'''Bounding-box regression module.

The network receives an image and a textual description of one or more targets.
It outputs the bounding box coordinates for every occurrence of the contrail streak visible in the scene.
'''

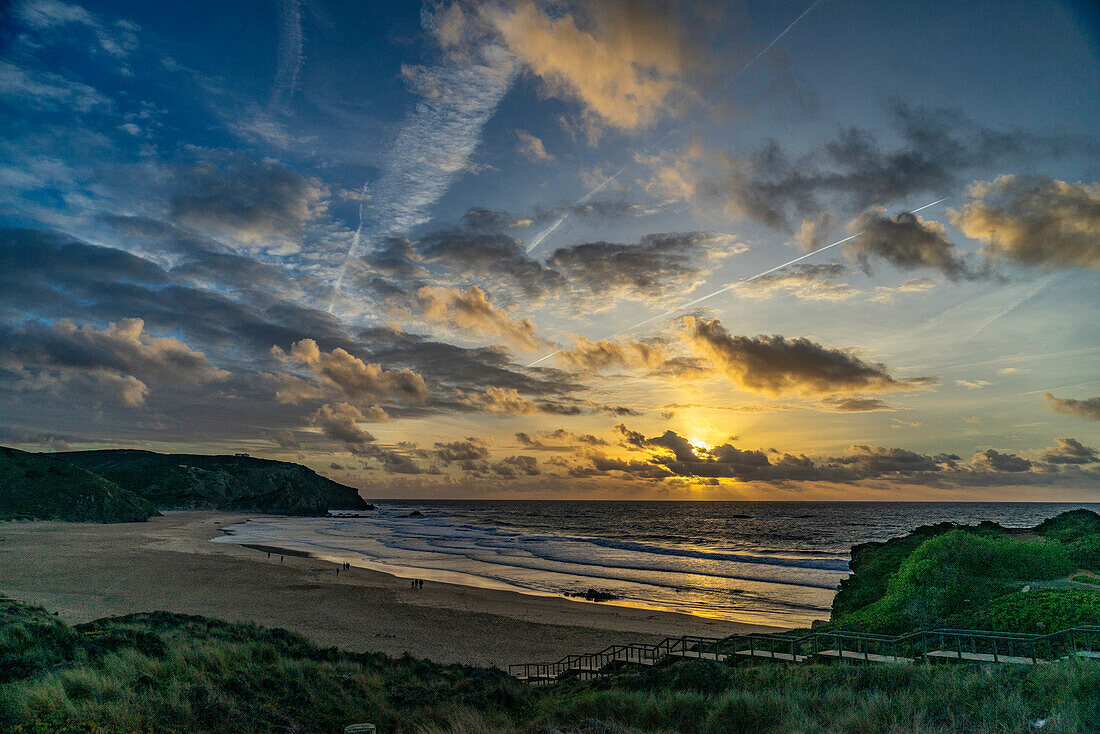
[524,0,828,255]
[271,0,303,110]
[527,197,949,367]
[328,184,370,313]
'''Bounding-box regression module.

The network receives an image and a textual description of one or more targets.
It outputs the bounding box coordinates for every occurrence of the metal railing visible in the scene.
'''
[508,625,1100,683]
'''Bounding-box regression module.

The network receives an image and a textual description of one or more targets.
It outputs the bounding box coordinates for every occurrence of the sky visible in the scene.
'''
[1,0,1099,500]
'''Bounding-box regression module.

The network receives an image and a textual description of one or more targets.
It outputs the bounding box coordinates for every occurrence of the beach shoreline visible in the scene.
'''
[0,512,785,667]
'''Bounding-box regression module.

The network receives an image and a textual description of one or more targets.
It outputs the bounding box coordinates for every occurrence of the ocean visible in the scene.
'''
[212,501,1100,627]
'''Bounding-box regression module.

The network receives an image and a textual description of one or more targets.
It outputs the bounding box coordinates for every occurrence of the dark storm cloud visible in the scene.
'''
[683,316,936,396]
[701,103,1086,230]
[1043,393,1100,421]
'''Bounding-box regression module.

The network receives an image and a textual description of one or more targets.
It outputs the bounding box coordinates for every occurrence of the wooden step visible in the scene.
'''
[927,650,1038,665]
[817,650,913,664]
[734,649,806,662]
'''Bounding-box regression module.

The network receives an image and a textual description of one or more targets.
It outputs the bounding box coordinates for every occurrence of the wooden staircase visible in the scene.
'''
[509,626,1100,683]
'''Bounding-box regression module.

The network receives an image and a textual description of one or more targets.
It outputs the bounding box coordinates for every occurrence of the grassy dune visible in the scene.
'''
[2,596,1098,734]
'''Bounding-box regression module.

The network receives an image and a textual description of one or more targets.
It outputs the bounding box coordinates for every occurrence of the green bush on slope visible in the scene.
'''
[831,511,1100,633]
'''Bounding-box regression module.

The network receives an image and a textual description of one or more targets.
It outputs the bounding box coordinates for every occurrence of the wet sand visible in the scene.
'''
[0,512,784,667]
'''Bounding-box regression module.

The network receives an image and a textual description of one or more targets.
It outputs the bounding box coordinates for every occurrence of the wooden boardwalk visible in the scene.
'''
[509,625,1100,684]
[818,649,914,664]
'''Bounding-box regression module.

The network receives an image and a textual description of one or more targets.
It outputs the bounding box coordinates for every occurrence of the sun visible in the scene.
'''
[689,437,713,453]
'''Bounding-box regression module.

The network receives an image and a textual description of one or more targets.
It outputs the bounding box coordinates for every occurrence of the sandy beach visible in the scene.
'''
[0,512,783,667]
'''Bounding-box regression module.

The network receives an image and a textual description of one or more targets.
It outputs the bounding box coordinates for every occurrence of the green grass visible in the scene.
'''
[831,511,1100,633]
[2,597,1099,734]
[0,598,528,734]
[1073,574,1100,586]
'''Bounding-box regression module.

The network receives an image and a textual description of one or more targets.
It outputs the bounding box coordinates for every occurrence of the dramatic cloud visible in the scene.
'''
[846,207,980,280]
[491,454,540,478]
[970,448,1032,473]
[556,336,668,372]
[515,129,553,161]
[546,232,742,306]
[0,318,227,406]
[950,175,1100,269]
[597,426,954,482]
[310,402,376,453]
[459,386,537,415]
[168,152,329,254]
[267,429,300,449]
[434,437,490,463]
[682,316,935,396]
[371,225,740,311]
[1041,438,1099,465]
[688,104,1082,230]
[275,339,429,403]
[1043,393,1100,421]
[483,0,708,134]
[417,285,541,350]
[574,424,1095,486]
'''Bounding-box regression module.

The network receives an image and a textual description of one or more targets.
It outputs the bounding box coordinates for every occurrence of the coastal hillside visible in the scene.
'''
[50,450,369,516]
[2,596,1097,734]
[0,446,156,523]
[831,509,1100,633]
